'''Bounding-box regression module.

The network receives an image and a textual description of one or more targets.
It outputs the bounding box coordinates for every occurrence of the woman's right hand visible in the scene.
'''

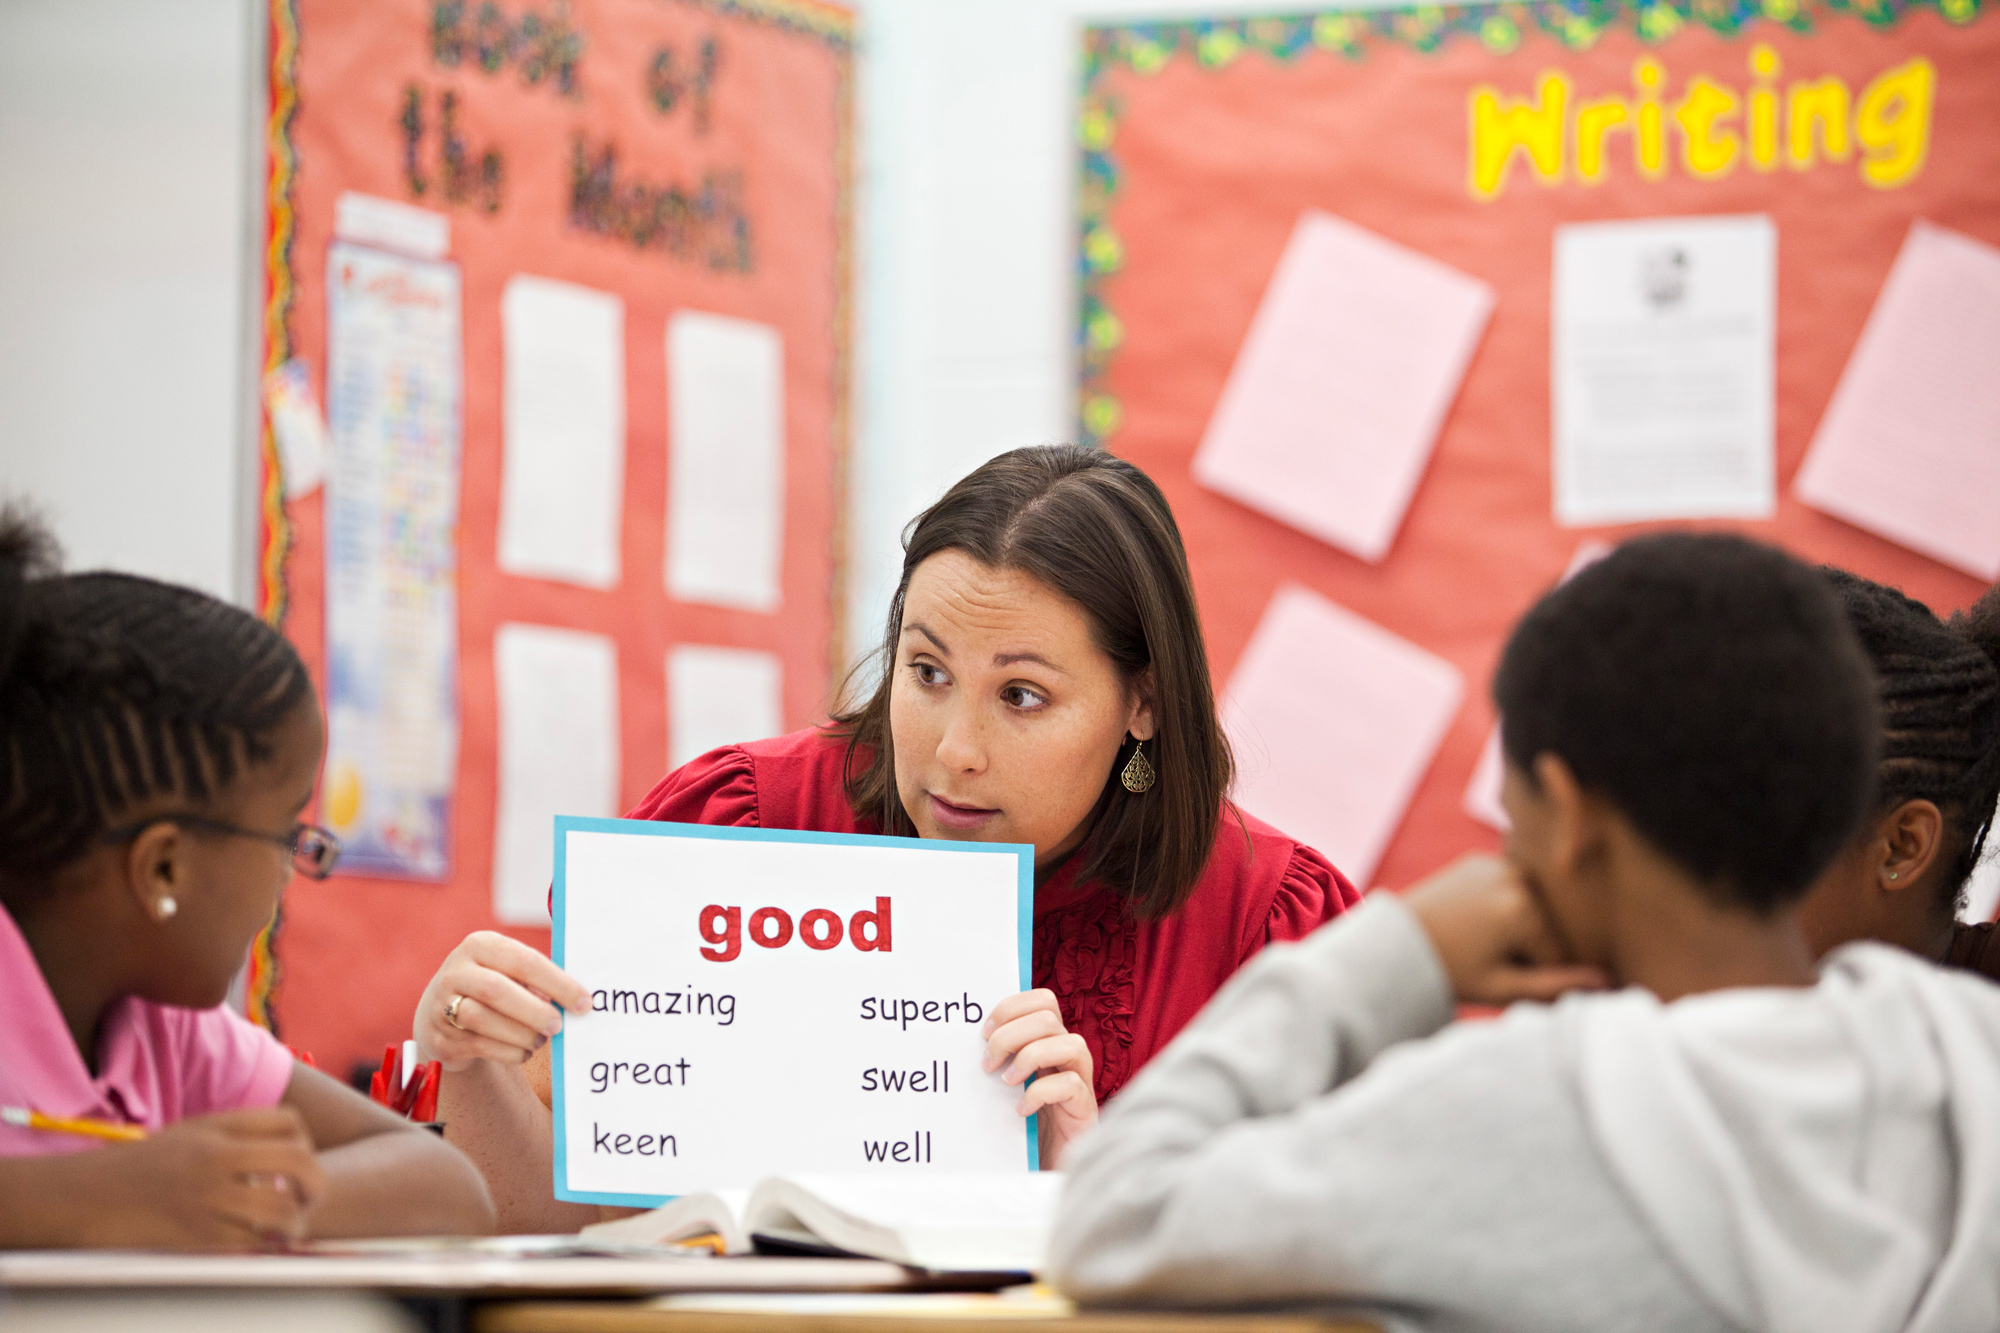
[414,930,592,1070]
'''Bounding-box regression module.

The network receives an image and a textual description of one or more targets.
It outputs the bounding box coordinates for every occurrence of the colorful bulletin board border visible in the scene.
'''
[1076,0,1985,446]
[252,0,856,1053]
[247,0,305,1031]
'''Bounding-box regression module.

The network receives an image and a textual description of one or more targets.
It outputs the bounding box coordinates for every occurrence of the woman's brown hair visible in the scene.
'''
[828,443,1234,920]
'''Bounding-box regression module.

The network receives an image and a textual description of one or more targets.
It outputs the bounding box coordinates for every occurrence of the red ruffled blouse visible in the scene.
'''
[624,728,1360,1103]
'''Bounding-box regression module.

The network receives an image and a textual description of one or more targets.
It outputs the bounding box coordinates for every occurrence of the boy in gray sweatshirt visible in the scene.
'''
[1051,533,2000,1333]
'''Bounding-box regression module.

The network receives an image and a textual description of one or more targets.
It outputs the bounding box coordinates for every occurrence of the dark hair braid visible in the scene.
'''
[1823,569,2000,910]
[0,507,313,910]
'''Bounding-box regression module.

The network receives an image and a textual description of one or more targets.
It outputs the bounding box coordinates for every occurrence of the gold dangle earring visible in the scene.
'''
[1120,738,1156,794]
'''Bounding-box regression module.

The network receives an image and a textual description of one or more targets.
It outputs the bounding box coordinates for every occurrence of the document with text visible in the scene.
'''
[1553,215,1775,526]
[552,819,1035,1205]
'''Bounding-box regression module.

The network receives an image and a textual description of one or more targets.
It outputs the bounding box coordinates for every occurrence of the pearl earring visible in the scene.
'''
[156,896,178,921]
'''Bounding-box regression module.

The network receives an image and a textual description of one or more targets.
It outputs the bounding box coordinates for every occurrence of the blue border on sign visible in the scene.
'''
[551,815,1040,1206]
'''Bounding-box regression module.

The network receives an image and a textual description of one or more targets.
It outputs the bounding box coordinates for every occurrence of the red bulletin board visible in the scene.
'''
[1078,0,1997,894]
[253,0,853,1074]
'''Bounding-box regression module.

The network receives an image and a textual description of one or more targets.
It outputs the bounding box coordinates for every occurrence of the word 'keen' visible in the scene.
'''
[1469,47,1933,198]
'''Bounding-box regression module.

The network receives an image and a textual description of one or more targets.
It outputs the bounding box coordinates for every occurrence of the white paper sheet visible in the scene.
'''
[263,358,328,500]
[499,276,626,589]
[335,191,450,261]
[553,823,1032,1202]
[1191,210,1494,563]
[1553,214,1776,526]
[1794,222,2000,580]
[668,645,784,768]
[667,311,785,610]
[1222,585,1463,885]
[1462,540,1613,831]
[322,244,462,880]
[493,624,621,925]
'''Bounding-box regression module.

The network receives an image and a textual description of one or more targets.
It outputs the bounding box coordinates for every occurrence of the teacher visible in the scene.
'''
[413,444,1359,1227]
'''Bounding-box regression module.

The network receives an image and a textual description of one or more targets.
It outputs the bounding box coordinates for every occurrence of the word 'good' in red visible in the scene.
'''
[699,897,892,962]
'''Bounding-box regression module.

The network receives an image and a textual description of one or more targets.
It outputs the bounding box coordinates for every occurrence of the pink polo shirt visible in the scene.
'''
[0,905,295,1157]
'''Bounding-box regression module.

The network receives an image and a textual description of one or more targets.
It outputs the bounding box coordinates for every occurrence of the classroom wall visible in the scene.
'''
[0,0,258,605]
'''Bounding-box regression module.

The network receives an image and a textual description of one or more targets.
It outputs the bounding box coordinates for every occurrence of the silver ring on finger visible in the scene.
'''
[445,994,468,1030]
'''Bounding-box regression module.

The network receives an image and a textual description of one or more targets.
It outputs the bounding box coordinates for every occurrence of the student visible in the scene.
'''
[0,512,494,1249]
[1800,572,2000,978]
[1051,533,2000,1332]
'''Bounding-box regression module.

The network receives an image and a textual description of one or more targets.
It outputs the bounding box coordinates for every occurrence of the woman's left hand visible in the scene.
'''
[982,989,1097,1169]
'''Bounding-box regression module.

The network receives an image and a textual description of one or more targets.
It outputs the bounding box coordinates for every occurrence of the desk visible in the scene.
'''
[476,1304,1380,1333]
[0,1254,1382,1333]
[0,1252,915,1297]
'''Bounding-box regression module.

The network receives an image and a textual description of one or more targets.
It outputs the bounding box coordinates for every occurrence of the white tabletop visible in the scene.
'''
[0,1250,915,1296]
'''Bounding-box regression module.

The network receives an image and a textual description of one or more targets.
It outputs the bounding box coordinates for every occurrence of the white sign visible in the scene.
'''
[1553,214,1776,526]
[553,819,1035,1206]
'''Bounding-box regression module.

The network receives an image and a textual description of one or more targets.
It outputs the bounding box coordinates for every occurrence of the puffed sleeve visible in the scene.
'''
[1259,842,1362,952]
[624,745,762,826]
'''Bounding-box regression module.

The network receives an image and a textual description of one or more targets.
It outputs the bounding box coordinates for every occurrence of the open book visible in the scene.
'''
[580,1173,1064,1273]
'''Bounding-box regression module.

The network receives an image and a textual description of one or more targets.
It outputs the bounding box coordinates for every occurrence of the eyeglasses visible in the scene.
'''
[101,816,344,880]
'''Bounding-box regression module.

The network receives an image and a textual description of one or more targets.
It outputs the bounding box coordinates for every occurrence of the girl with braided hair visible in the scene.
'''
[0,509,494,1249]
[1800,572,2000,981]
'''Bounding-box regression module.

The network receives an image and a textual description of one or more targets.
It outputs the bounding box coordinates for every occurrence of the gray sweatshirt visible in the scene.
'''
[1050,895,2000,1333]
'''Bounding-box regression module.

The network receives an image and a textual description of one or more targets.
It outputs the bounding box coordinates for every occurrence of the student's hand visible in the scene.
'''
[983,988,1096,1169]
[71,1108,325,1251]
[1405,854,1609,1006]
[415,930,593,1071]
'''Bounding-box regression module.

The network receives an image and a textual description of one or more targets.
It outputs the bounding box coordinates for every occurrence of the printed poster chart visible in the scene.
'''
[321,241,463,880]
[553,819,1035,1205]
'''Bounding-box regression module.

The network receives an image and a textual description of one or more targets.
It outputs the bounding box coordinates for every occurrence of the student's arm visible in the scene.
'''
[1050,857,1605,1306]
[0,1108,323,1250]
[282,1061,495,1238]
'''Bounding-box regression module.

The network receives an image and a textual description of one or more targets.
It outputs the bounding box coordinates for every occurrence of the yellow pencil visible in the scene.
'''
[1,1106,147,1143]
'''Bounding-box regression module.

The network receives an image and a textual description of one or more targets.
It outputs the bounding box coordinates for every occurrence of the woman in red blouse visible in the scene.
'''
[413,444,1358,1229]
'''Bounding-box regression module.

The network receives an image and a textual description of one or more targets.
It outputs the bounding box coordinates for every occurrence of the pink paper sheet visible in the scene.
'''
[1462,541,1612,831]
[1794,221,2000,581]
[1192,210,1495,563]
[1223,585,1463,886]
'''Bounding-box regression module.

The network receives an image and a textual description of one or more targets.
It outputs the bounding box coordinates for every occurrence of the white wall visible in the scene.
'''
[0,0,257,604]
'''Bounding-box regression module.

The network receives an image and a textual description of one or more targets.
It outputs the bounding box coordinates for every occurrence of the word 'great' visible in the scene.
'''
[589,1058,691,1093]
[700,898,892,962]
[1470,47,1933,197]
